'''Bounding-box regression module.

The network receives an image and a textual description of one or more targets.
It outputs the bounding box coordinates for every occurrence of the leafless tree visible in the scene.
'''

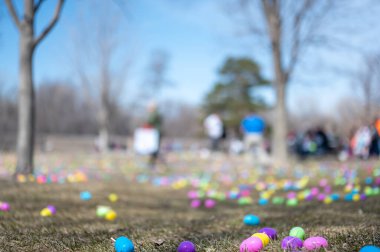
[227,0,336,165]
[71,0,130,152]
[144,50,172,99]
[354,53,380,123]
[4,0,65,174]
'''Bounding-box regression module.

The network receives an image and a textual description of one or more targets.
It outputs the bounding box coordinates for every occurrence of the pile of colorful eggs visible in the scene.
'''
[281,227,328,251]
[240,227,277,251]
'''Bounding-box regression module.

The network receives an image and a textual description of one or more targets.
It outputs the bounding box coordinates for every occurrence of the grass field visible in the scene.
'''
[0,152,379,252]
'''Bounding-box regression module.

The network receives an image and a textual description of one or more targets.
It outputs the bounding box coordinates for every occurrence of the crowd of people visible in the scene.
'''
[134,102,380,168]
[203,112,380,162]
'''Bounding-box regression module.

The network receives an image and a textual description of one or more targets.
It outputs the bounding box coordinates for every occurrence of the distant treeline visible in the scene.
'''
[0,82,201,150]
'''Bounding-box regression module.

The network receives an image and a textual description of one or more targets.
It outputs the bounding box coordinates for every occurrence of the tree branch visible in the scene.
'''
[4,0,21,30]
[34,0,46,13]
[33,0,65,48]
[286,0,315,81]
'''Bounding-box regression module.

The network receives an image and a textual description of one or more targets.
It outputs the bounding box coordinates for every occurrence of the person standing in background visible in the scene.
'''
[241,114,269,164]
[204,113,223,151]
[146,101,163,169]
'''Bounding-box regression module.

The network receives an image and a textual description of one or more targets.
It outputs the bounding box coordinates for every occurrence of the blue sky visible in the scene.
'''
[1,0,379,113]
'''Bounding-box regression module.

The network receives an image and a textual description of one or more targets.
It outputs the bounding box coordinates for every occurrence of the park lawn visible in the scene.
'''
[0,153,379,251]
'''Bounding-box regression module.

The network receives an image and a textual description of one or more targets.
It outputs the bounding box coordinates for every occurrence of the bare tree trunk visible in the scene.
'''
[272,75,288,166]
[16,1,35,175]
[5,0,65,175]
[262,0,288,166]
[98,83,110,152]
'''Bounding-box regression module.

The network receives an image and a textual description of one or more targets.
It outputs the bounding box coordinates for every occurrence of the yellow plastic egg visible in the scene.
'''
[252,233,270,246]
[353,194,360,202]
[324,197,333,204]
[40,208,52,217]
[105,210,117,221]
[108,193,118,203]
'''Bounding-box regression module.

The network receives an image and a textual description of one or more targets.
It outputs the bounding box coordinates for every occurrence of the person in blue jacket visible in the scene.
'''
[241,114,269,163]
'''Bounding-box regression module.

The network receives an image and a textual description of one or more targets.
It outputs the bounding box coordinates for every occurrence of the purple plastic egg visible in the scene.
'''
[177,241,196,252]
[304,237,328,250]
[258,227,277,240]
[281,236,303,250]
[360,194,367,201]
[305,194,314,201]
[47,205,56,214]
[317,194,326,201]
[240,237,263,252]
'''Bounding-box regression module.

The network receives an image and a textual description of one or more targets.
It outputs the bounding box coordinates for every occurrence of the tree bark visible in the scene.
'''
[98,73,110,152]
[262,0,289,166]
[16,0,35,175]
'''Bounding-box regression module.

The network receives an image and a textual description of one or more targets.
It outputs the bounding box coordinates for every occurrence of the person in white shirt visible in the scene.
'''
[204,113,223,151]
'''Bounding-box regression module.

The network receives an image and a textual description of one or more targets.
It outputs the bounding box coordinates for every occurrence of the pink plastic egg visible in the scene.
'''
[240,237,263,252]
[190,199,201,208]
[304,236,328,250]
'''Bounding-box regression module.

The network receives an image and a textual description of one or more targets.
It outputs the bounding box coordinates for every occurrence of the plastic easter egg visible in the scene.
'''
[360,245,380,252]
[80,191,92,201]
[344,193,353,201]
[204,199,216,208]
[240,237,263,252]
[364,187,373,196]
[303,236,328,250]
[108,193,118,202]
[281,236,303,250]
[105,210,117,221]
[286,198,298,206]
[365,177,373,185]
[47,205,56,214]
[252,233,270,246]
[40,208,52,217]
[243,214,260,226]
[238,197,253,205]
[96,205,111,217]
[177,241,196,252]
[331,193,340,201]
[360,194,367,201]
[114,236,134,252]
[187,191,198,199]
[287,191,297,199]
[311,187,319,196]
[258,198,268,206]
[0,202,10,211]
[353,194,360,201]
[190,199,201,208]
[272,197,285,205]
[258,227,277,240]
[289,227,305,240]
[317,193,326,201]
[324,196,333,204]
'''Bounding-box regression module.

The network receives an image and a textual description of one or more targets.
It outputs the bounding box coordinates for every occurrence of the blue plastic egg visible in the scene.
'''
[360,245,380,252]
[243,214,260,226]
[258,198,269,206]
[115,236,134,252]
[365,177,373,185]
[80,191,92,201]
